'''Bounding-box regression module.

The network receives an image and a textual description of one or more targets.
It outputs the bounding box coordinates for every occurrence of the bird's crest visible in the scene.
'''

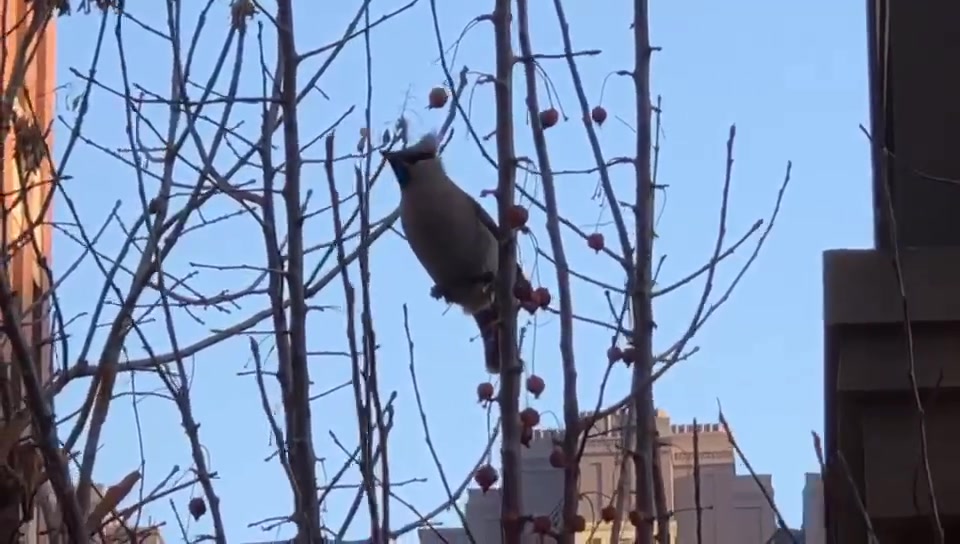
[384,131,441,166]
[395,131,440,160]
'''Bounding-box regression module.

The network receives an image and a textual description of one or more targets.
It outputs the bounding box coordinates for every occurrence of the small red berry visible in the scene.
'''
[428,86,448,109]
[188,497,207,520]
[534,287,551,309]
[621,347,637,366]
[567,514,586,533]
[506,204,529,229]
[591,105,608,126]
[539,108,559,128]
[526,374,545,398]
[520,424,533,447]
[607,346,623,363]
[477,382,495,402]
[533,515,552,534]
[587,232,605,252]
[520,407,541,428]
[601,505,617,523]
[474,464,498,492]
[513,277,532,302]
[549,447,566,468]
[521,299,539,314]
[628,510,645,527]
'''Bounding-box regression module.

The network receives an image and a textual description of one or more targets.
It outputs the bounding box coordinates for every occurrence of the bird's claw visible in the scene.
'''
[430,285,448,300]
[432,272,497,302]
[470,271,496,286]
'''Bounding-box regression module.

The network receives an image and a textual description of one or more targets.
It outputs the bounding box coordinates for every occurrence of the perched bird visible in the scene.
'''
[383,133,527,373]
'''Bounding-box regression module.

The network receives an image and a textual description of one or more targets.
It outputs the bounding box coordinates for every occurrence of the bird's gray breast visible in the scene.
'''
[399,184,498,309]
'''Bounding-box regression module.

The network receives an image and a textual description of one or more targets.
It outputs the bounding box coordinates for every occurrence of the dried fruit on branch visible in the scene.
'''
[506,204,529,229]
[520,424,533,447]
[428,87,448,109]
[474,464,498,492]
[513,276,533,302]
[476,381,496,403]
[587,232,605,252]
[533,287,551,309]
[526,374,545,398]
[539,108,559,128]
[591,105,608,126]
[520,407,541,428]
[189,496,207,520]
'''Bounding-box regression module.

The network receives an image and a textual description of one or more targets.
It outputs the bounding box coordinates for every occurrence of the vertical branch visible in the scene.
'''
[358,5,390,539]
[651,432,669,544]
[610,412,632,540]
[275,0,321,539]
[630,1,658,544]
[693,419,703,544]
[325,135,381,536]
[490,0,523,540]
[514,1,579,542]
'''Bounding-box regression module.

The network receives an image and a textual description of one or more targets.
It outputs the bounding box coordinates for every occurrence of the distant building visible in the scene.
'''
[767,528,804,544]
[418,409,778,544]
[802,472,825,544]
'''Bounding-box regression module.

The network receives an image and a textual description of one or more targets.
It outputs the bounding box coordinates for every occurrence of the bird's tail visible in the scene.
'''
[474,264,530,373]
[473,307,502,374]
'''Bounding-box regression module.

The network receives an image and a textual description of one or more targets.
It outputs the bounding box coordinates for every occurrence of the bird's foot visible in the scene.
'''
[469,271,496,286]
[431,272,495,301]
[430,285,448,300]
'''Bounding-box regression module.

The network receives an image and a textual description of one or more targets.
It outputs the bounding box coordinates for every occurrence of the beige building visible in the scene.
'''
[802,472,825,544]
[419,409,777,544]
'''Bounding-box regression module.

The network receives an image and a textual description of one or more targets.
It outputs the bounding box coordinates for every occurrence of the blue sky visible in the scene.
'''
[50,0,871,541]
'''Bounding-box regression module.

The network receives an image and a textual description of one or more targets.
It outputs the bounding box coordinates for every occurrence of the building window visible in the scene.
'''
[592,462,603,502]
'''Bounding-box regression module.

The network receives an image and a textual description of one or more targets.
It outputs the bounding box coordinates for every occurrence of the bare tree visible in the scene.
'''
[426,0,791,543]
[0,0,793,543]
[2,0,502,542]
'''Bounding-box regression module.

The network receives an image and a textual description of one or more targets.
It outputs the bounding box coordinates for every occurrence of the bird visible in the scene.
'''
[382,132,528,373]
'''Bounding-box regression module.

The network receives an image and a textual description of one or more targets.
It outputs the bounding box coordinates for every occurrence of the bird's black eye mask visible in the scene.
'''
[382,149,436,187]
[384,149,435,164]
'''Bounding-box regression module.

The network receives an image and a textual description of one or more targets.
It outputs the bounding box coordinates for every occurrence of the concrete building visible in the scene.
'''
[822,0,960,542]
[419,409,777,544]
[802,473,825,544]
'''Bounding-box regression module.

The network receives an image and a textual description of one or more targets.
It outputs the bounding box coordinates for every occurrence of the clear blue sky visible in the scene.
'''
[52,0,871,541]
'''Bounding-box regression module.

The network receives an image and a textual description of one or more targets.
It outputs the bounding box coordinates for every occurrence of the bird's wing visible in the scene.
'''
[468,195,502,240]
[467,194,530,287]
